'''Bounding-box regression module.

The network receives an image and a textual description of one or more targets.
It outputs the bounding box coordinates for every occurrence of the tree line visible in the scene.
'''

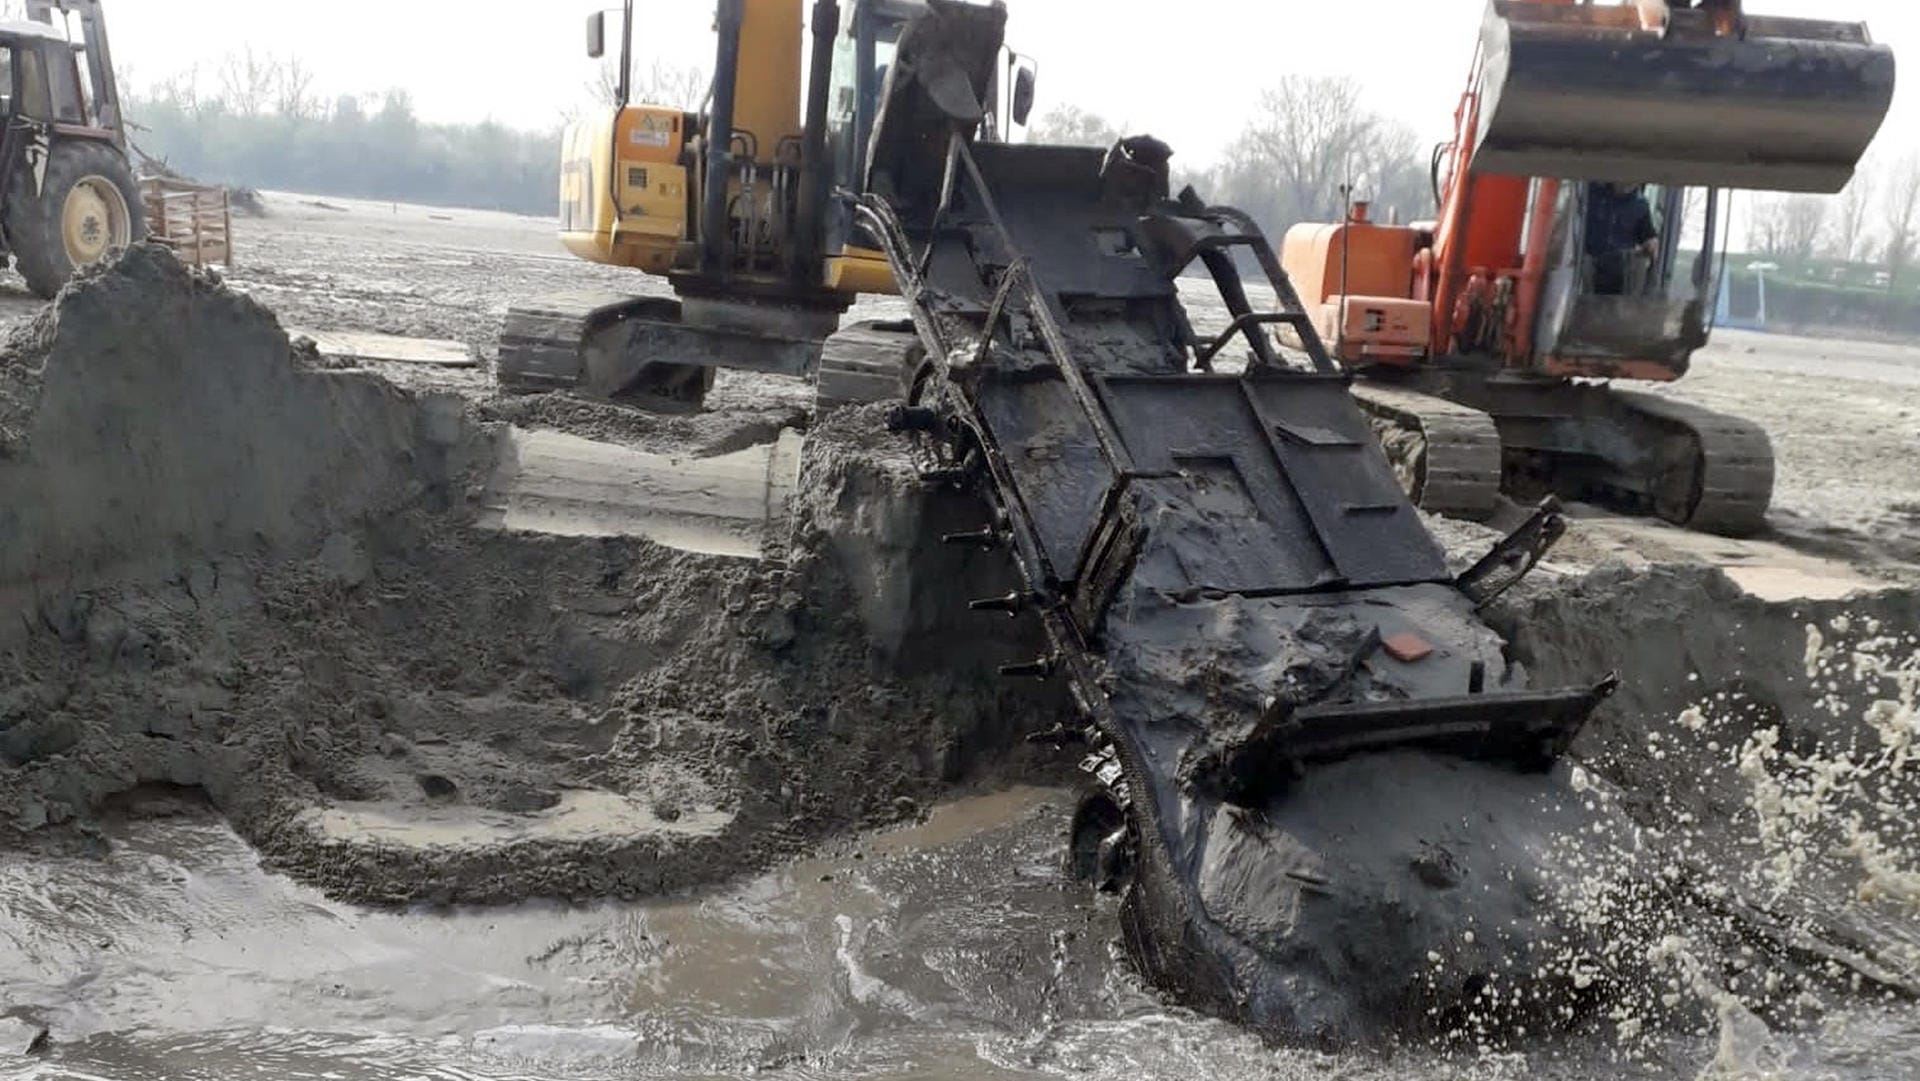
[1029,75,1436,243]
[127,52,563,215]
[1746,155,1920,290]
[118,47,1920,297]
[123,53,722,217]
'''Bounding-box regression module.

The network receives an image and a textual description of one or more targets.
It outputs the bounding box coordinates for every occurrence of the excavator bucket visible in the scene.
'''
[1473,0,1896,193]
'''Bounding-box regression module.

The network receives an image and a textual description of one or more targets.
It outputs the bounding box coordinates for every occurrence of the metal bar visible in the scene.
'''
[700,0,747,277]
[918,131,967,280]
[1209,207,1340,374]
[974,257,1029,368]
[791,0,841,286]
[1195,312,1305,367]
[949,138,1136,475]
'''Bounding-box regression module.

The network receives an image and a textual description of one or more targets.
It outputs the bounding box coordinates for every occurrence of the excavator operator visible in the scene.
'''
[1583,181,1658,296]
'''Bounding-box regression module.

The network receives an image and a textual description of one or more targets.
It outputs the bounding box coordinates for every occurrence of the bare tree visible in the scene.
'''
[152,66,207,117]
[1029,105,1123,148]
[1828,165,1877,261]
[1207,75,1432,234]
[217,48,279,119]
[591,57,710,111]
[274,56,318,121]
[1881,151,1920,288]
[1747,194,1828,261]
[1779,195,1828,261]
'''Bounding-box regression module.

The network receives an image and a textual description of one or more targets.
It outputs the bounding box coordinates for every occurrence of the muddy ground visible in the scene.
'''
[81,193,1920,555]
[0,194,1917,1079]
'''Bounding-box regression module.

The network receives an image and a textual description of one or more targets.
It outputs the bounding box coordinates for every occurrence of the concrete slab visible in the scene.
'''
[1549,516,1895,602]
[298,789,732,851]
[476,427,802,559]
[293,328,476,367]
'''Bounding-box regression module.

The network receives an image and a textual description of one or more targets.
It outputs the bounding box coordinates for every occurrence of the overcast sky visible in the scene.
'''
[98,0,1919,167]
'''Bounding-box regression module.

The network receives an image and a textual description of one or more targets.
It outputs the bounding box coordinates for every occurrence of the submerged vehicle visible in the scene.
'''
[848,3,1616,1036]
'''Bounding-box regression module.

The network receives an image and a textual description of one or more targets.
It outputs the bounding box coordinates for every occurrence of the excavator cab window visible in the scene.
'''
[826,0,910,192]
[1577,182,1713,302]
[823,0,916,255]
[1544,179,1722,366]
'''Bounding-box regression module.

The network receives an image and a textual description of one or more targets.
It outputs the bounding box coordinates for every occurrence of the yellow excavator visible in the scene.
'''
[499,0,1032,408]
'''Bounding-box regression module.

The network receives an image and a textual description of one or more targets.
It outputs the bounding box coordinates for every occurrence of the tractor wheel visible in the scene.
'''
[8,140,145,300]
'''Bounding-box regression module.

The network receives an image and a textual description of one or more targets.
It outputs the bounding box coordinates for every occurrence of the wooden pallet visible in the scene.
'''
[140,177,232,268]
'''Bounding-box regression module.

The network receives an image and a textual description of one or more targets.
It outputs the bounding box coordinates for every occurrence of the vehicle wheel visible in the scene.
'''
[8,140,145,300]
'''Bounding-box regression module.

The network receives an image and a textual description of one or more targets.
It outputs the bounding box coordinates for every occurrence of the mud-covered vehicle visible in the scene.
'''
[0,1,142,299]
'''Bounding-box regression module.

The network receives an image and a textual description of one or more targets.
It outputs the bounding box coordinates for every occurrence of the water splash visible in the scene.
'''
[1427,614,1920,1073]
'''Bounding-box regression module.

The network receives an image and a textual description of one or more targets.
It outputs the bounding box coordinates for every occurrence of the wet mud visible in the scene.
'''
[1,246,1918,1077]
[0,250,1057,907]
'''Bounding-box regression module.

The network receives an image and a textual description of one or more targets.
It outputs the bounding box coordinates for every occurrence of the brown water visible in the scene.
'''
[3,787,1918,1081]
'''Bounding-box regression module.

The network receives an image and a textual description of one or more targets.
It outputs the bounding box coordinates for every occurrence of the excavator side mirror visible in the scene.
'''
[587,11,607,59]
[1011,65,1036,127]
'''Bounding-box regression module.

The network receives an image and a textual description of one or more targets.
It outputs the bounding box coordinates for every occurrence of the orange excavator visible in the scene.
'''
[1281,0,1895,535]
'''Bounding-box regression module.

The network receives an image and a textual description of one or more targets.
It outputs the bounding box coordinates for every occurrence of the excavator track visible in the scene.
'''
[1349,382,1504,521]
[498,291,713,406]
[1611,390,1776,537]
[814,319,921,411]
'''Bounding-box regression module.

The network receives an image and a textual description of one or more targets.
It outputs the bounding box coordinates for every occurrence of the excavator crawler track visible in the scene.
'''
[1612,390,1776,537]
[497,291,637,393]
[498,291,714,407]
[1349,382,1504,521]
[814,319,921,411]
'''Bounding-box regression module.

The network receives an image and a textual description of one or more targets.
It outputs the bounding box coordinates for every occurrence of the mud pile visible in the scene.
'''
[0,248,1053,904]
